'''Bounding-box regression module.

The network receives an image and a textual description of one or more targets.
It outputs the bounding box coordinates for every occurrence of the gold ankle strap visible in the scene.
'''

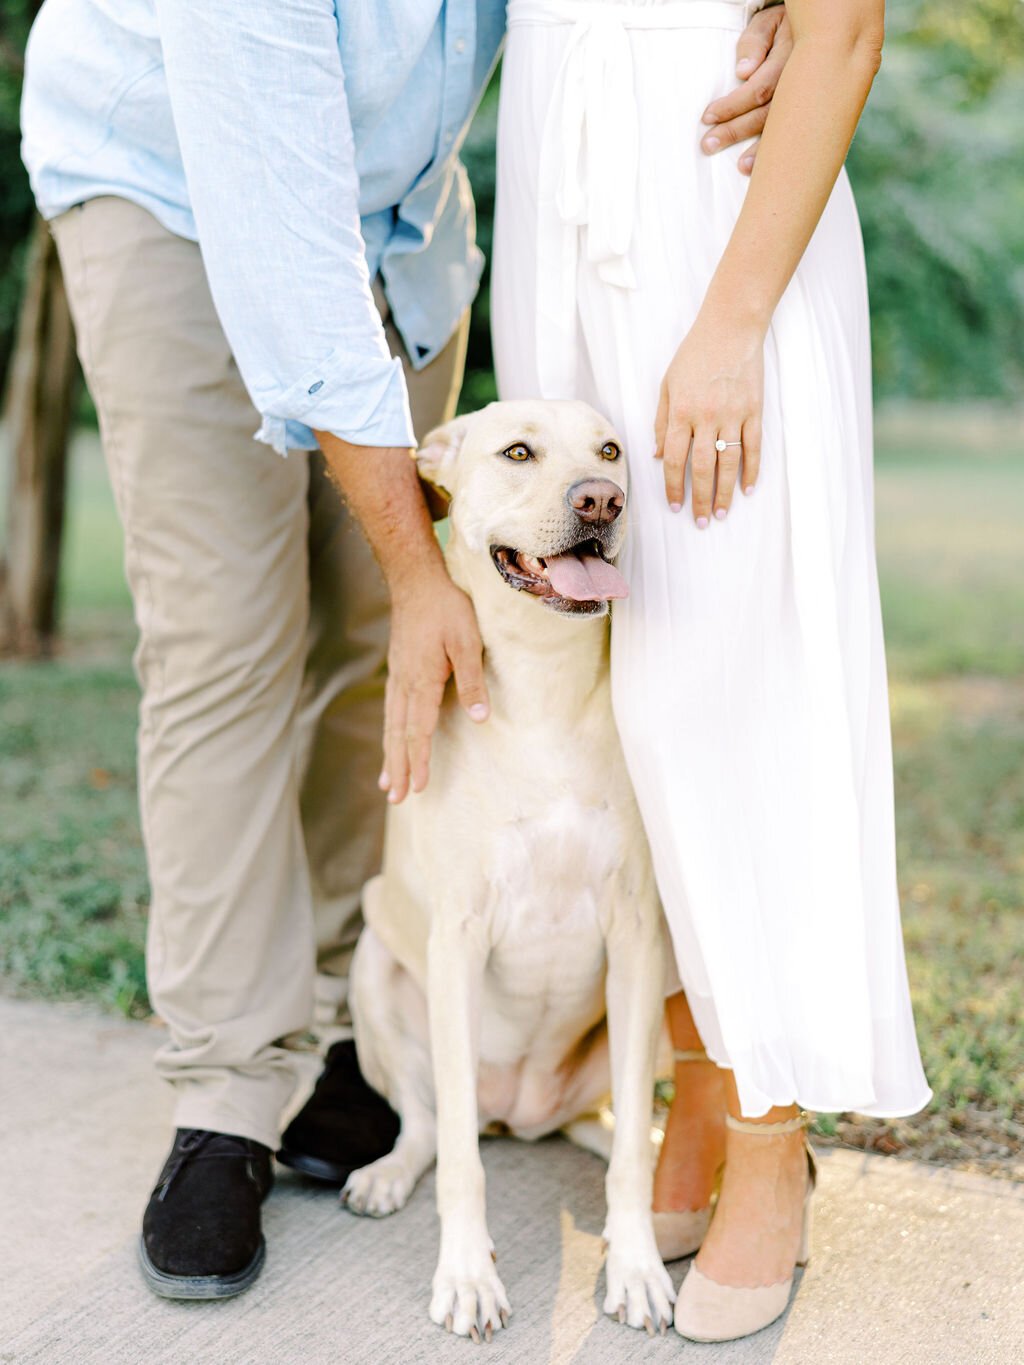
[726,1111,809,1136]
[673,1048,710,1064]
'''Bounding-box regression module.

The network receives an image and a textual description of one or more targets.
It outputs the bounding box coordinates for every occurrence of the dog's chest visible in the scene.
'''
[480,794,634,1023]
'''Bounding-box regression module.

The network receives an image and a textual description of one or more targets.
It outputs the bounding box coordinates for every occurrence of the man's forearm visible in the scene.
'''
[316,429,490,802]
[314,432,447,601]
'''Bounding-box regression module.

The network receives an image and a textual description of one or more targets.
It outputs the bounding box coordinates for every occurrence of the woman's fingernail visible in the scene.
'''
[670,501,682,514]
[701,109,716,125]
[378,772,389,790]
[469,703,488,721]
[737,57,754,76]
[696,515,710,530]
[715,508,728,521]
[703,135,721,153]
[387,790,401,804]
[743,483,755,496]
[740,155,755,173]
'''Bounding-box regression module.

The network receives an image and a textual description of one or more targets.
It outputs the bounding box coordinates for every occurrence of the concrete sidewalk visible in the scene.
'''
[1,996,1021,1365]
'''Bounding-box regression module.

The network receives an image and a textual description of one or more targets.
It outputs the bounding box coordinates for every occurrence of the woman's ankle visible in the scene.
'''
[652,1071,727,1212]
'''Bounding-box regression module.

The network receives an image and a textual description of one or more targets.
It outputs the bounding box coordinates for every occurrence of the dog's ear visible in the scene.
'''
[415,414,472,495]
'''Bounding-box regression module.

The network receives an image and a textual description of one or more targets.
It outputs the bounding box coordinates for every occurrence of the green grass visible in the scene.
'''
[876,444,1024,678]
[1,422,1022,1175]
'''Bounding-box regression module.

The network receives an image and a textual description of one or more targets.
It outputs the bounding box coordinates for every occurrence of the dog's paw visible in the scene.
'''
[341,1156,417,1217]
[429,1254,511,1343]
[603,1236,676,1335]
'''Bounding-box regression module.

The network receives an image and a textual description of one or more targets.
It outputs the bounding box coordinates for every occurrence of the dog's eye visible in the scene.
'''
[502,443,533,462]
[600,442,621,461]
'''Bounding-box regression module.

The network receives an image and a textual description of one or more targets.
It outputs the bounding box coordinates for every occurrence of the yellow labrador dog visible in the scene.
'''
[344,400,673,1341]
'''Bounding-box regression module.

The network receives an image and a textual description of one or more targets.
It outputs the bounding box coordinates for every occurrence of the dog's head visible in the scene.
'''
[417,400,629,619]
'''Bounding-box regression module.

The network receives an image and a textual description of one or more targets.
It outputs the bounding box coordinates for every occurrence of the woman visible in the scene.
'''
[492,0,931,1343]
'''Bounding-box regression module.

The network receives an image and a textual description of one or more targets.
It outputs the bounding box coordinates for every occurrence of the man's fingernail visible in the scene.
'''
[670,502,682,514]
[703,135,721,153]
[715,508,728,521]
[469,703,488,721]
[737,57,754,76]
[696,515,710,530]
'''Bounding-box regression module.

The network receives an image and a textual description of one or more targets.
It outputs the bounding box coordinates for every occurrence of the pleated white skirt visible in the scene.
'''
[492,0,931,1117]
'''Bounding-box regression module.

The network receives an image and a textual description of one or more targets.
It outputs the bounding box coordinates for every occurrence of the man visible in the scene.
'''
[21,0,793,1301]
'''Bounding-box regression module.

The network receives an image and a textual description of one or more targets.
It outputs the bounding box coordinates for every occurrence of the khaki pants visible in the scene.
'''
[53,197,467,1148]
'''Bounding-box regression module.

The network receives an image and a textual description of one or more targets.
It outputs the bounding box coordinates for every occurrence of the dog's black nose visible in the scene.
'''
[566,478,625,526]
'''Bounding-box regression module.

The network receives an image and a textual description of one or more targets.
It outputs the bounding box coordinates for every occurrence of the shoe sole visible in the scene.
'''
[275,1147,352,1186]
[138,1236,266,1300]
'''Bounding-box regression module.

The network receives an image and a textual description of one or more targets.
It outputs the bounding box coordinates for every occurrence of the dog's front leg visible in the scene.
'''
[427,912,510,1342]
[603,905,676,1334]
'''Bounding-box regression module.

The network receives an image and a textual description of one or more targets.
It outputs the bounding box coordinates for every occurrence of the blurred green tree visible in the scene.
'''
[848,0,1024,396]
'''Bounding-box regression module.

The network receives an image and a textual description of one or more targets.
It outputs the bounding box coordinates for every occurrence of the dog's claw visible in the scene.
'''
[644,1315,655,1338]
[485,1322,493,1343]
[445,1314,453,1334]
[617,1305,626,1324]
[470,1325,481,1345]
[491,1249,497,1263]
[660,1317,668,1337]
[600,1237,609,1254]
[499,1308,509,1328]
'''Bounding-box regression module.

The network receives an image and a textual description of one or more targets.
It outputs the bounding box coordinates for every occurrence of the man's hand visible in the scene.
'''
[381,567,488,804]
[314,431,489,803]
[700,4,793,176]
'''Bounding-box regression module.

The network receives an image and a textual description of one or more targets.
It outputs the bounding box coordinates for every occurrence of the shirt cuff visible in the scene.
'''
[252,347,415,456]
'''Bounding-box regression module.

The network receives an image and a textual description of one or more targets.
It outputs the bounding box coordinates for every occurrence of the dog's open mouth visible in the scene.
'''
[490,539,629,614]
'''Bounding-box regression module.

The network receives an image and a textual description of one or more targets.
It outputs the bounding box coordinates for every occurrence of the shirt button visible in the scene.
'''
[454,37,466,53]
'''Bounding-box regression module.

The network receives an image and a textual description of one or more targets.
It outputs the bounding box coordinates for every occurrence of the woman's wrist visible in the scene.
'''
[697,269,776,342]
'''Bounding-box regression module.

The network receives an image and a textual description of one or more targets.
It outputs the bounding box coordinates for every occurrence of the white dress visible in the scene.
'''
[492,0,931,1117]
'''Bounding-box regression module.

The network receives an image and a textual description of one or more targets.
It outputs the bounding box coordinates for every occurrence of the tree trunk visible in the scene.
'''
[0,215,79,657]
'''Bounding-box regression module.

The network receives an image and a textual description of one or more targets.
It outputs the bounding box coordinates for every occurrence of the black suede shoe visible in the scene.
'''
[139,1129,273,1300]
[277,1039,401,1185]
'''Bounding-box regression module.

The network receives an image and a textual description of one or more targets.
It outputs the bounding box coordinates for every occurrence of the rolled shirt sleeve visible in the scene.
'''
[154,0,415,453]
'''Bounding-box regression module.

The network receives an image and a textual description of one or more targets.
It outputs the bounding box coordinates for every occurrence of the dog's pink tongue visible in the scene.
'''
[544,551,629,602]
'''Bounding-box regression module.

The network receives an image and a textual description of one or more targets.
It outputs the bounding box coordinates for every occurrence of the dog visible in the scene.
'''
[344,400,673,1341]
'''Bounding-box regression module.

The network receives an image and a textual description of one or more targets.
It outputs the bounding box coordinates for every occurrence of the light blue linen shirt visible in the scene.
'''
[21,0,506,453]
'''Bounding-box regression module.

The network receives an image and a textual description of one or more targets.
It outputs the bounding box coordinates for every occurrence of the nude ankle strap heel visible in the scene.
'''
[724,1111,809,1137]
[652,1049,719,1263]
[672,1048,711,1064]
[672,1112,817,1342]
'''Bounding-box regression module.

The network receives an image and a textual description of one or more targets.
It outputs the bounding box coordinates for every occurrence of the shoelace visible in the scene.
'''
[155,1130,259,1203]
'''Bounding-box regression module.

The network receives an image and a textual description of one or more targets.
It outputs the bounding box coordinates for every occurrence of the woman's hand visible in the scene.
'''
[654,317,765,525]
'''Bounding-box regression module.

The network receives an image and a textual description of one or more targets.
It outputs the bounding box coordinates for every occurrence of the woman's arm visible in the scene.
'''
[655,0,885,523]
